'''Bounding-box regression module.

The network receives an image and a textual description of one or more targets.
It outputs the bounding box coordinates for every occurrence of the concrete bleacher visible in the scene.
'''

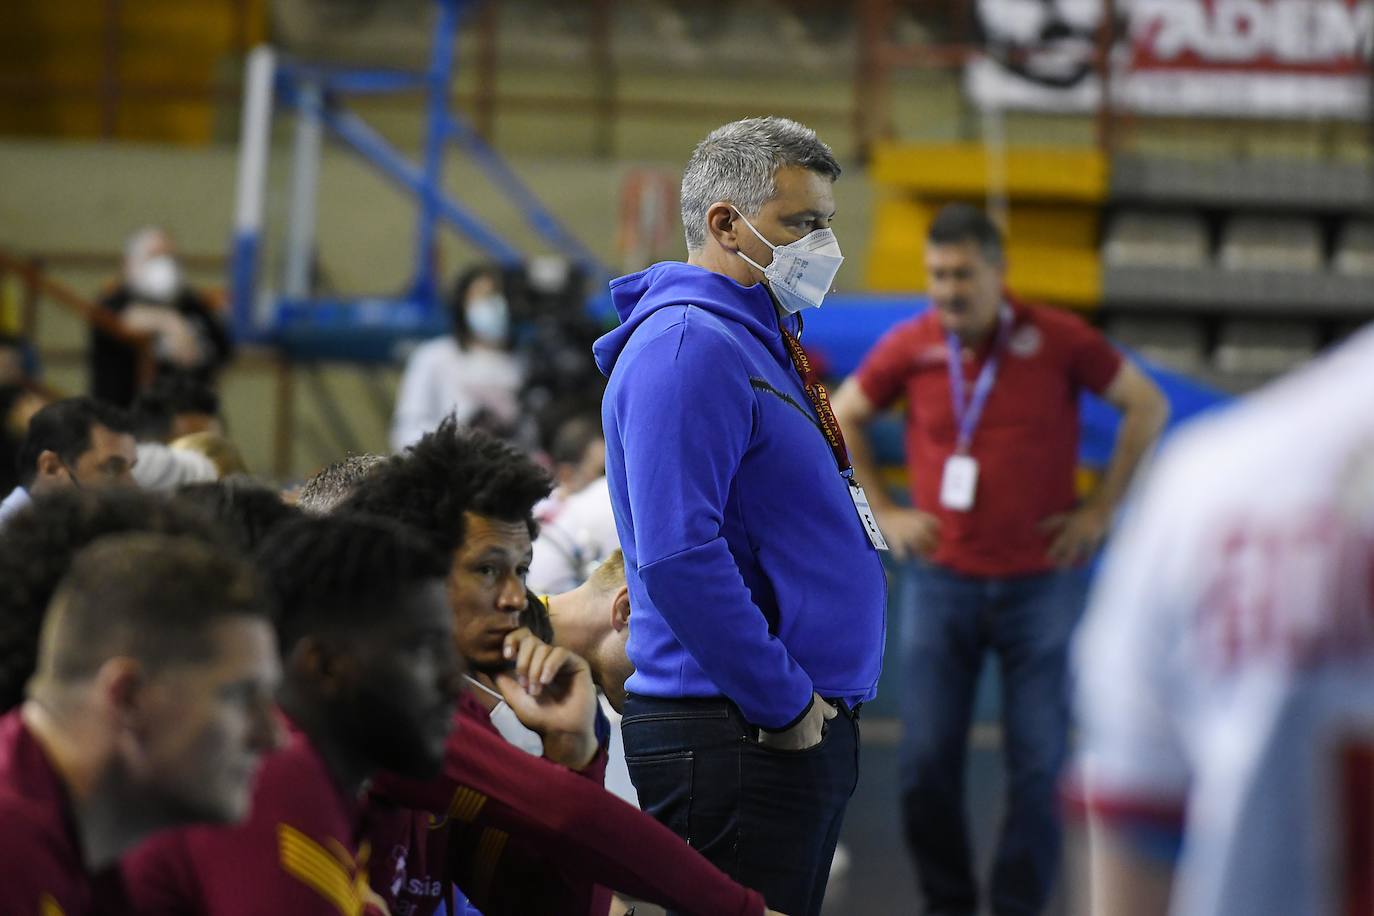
[1335,219,1374,276]
[1219,215,1324,273]
[1213,319,1320,378]
[1104,315,1208,375]
[1103,210,1209,270]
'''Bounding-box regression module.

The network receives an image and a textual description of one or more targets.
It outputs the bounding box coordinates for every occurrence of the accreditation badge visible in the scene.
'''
[848,483,890,551]
[939,454,979,511]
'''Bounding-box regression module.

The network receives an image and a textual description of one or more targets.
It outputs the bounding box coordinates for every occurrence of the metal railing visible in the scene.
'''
[0,248,156,394]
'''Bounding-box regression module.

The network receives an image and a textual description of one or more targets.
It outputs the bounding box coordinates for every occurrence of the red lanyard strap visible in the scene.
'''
[780,328,853,478]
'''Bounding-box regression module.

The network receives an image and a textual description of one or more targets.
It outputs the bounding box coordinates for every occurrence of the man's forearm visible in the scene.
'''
[1091,399,1168,516]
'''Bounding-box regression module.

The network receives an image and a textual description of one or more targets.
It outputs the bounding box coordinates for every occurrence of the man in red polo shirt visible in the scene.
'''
[832,203,1168,916]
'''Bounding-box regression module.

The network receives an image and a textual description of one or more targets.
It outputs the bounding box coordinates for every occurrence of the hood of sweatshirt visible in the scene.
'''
[593,262,792,378]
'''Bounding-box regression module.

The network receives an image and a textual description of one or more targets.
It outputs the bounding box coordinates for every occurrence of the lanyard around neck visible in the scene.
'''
[779,327,854,480]
[946,307,1013,455]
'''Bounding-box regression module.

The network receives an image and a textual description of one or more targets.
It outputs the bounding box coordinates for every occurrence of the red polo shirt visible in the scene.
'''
[855,298,1121,576]
[120,717,385,916]
[0,710,127,915]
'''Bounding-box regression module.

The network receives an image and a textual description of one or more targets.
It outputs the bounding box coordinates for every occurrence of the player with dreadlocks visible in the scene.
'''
[349,419,778,916]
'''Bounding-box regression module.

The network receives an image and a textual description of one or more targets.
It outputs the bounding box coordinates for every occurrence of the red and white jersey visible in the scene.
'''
[1073,326,1374,916]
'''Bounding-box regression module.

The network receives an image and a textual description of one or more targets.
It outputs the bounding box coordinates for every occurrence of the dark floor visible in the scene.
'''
[819,724,1070,916]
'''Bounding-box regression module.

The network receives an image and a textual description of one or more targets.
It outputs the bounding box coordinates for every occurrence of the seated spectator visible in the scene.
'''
[295,454,389,515]
[546,549,633,714]
[121,513,464,915]
[0,333,29,387]
[546,550,640,818]
[171,431,249,478]
[131,374,223,443]
[390,264,524,452]
[0,397,136,528]
[529,414,616,593]
[0,381,48,498]
[0,489,231,713]
[539,413,606,516]
[0,534,280,914]
[175,479,302,553]
[127,376,222,491]
[348,420,598,771]
[92,227,233,408]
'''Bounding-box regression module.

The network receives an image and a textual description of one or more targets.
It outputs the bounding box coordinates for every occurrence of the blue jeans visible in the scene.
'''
[621,695,860,916]
[898,561,1087,916]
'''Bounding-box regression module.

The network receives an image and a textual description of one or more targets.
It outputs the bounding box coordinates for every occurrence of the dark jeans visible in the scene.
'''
[621,694,861,916]
[898,561,1087,916]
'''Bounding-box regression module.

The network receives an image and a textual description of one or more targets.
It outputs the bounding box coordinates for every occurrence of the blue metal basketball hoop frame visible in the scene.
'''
[229,0,609,362]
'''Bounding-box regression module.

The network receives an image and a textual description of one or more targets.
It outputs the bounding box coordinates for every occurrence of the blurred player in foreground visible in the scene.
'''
[1070,325,1374,915]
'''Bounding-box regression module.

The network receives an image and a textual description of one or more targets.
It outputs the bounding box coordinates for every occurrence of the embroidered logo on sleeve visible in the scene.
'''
[277,824,379,916]
[428,784,488,830]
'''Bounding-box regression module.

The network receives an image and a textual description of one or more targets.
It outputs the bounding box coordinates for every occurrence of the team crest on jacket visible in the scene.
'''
[1009,324,1041,358]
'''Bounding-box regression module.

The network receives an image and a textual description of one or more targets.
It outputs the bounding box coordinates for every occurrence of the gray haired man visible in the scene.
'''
[593,117,889,915]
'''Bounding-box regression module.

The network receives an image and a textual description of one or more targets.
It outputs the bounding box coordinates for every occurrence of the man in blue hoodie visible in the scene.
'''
[594,116,889,916]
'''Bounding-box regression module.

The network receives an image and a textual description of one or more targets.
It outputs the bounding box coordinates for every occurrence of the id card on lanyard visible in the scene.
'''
[940,308,1012,512]
[780,326,889,551]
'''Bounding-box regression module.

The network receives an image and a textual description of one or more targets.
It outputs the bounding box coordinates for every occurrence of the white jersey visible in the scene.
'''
[1074,326,1374,916]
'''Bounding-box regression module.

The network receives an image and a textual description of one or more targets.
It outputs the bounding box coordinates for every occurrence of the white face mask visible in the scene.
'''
[466,294,510,345]
[130,254,181,303]
[489,701,545,756]
[732,209,844,314]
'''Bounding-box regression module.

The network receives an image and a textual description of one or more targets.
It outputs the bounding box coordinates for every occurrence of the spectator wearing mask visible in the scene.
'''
[92,227,233,408]
[0,397,137,528]
[390,264,524,452]
[0,534,281,915]
[121,514,465,915]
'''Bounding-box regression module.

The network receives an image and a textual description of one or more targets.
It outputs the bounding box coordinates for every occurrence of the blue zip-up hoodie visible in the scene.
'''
[594,262,887,729]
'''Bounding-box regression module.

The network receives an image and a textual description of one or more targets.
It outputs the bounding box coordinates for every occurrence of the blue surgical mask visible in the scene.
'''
[466,294,510,345]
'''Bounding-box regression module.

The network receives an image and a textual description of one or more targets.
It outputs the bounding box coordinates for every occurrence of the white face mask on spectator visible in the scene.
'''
[466,294,510,345]
[130,254,182,304]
